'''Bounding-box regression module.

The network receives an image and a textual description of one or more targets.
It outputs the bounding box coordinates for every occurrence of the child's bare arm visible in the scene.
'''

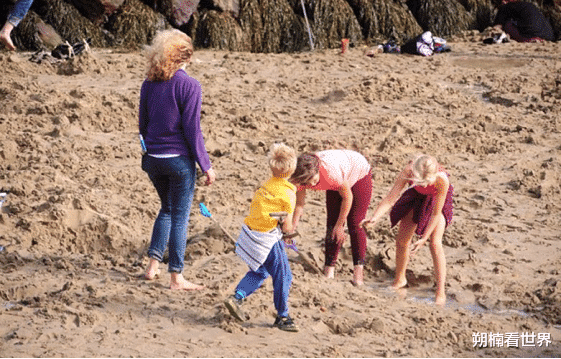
[333,181,353,243]
[292,189,306,230]
[362,165,410,227]
[282,212,295,234]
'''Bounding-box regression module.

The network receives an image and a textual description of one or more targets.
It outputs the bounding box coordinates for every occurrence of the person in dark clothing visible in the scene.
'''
[494,0,554,42]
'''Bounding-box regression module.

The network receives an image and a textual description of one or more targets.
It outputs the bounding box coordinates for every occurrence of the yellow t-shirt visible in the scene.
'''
[244,176,296,232]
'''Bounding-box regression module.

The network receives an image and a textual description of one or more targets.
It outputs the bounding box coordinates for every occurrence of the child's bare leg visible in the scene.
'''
[393,210,416,290]
[324,265,335,279]
[0,23,16,51]
[144,258,161,280]
[352,264,364,286]
[170,272,204,291]
[429,214,447,306]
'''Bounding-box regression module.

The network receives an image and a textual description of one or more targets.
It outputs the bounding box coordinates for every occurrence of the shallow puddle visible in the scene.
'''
[451,57,529,69]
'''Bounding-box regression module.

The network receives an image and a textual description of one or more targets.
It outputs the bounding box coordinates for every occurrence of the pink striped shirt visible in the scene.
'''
[301,150,371,191]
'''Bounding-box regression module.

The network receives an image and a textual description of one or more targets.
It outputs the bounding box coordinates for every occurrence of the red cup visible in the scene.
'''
[341,38,350,54]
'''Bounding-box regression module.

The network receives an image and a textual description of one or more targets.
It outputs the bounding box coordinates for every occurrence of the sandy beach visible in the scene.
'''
[0,34,560,357]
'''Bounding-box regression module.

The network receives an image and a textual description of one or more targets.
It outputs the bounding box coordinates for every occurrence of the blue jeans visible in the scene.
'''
[235,241,293,317]
[7,0,34,27]
[141,155,196,273]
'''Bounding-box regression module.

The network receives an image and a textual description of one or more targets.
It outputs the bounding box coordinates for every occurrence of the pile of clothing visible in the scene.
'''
[367,32,451,58]
[29,38,91,64]
[401,31,451,56]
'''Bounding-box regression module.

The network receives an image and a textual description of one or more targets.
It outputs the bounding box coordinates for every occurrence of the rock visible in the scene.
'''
[211,0,239,17]
[155,0,200,27]
[71,0,126,24]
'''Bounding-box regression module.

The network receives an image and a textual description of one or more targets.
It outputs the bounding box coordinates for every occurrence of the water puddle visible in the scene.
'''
[368,282,530,318]
[436,81,516,106]
[409,295,530,318]
[450,57,529,70]
[2,302,17,310]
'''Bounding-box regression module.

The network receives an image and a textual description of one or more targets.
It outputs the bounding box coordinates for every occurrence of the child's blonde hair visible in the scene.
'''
[410,154,438,187]
[268,143,297,178]
[145,29,193,82]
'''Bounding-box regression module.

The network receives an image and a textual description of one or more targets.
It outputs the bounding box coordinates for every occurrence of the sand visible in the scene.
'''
[0,34,561,357]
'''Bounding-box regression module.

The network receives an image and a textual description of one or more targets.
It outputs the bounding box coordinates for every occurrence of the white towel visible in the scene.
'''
[235,224,282,272]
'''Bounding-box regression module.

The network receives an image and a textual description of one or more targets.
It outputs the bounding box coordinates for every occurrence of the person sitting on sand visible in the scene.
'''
[224,143,299,332]
[0,0,34,51]
[290,149,372,286]
[361,154,453,306]
[139,29,216,290]
[493,0,554,43]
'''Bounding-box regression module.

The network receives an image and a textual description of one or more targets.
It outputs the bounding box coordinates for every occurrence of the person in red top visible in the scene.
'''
[361,154,453,306]
[290,149,372,285]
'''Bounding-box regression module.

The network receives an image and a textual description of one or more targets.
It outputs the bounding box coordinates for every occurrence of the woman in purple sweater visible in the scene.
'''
[139,29,216,290]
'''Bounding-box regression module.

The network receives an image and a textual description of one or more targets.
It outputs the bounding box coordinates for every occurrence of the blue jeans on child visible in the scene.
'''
[235,241,293,317]
[7,0,34,27]
[141,155,196,273]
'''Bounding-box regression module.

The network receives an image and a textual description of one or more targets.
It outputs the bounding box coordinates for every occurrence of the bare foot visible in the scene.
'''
[0,32,15,51]
[391,278,407,290]
[143,258,160,280]
[324,266,335,279]
[141,268,160,280]
[170,280,205,291]
[435,293,446,306]
[170,272,204,290]
[352,265,364,286]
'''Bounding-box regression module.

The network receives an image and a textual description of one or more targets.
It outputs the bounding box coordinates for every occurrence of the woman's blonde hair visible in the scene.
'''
[145,29,194,82]
[410,154,438,187]
[268,143,297,178]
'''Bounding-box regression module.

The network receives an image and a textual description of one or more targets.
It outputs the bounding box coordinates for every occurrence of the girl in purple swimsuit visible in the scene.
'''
[362,154,453,305]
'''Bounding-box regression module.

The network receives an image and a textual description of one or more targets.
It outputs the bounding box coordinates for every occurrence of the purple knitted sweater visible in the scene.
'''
[139,69,211,172]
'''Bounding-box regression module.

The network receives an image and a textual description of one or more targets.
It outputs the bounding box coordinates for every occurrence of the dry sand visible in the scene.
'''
[0,33,561,357]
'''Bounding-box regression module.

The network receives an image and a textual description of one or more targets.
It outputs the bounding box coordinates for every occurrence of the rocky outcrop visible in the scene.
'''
[0,0,558,52]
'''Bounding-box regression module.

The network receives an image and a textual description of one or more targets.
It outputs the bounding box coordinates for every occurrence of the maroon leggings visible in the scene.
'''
[325,172,372,266]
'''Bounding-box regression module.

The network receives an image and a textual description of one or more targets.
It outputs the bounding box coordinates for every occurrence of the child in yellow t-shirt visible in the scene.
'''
[224,143,299,332]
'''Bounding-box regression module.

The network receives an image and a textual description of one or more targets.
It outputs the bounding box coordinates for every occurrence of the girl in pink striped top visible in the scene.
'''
[290,149,372,285]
